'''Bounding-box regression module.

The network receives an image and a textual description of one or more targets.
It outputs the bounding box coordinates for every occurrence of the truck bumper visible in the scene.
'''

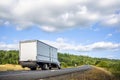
[19,61,37,68]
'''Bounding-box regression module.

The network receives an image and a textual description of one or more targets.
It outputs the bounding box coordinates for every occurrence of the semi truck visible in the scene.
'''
[19,40,61,70]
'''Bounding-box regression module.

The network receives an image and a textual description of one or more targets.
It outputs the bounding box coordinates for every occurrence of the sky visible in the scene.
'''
[0,0,120,59]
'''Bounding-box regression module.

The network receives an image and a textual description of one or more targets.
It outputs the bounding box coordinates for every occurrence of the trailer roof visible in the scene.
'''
[20,40,57,49]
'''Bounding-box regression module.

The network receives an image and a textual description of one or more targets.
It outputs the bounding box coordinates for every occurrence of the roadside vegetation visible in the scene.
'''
[44,67,116,80]
[0,64,29,71]
[0,50,120,79]
[58,53,120,79]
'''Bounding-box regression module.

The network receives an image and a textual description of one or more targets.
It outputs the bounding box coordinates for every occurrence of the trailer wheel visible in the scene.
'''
[42,64,49,70]
[30,67,36,70]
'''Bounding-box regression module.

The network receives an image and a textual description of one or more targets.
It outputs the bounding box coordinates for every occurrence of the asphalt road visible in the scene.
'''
[0,65,92,80]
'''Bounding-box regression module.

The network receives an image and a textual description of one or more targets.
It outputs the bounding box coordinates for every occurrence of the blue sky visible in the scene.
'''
[0,0,120,59]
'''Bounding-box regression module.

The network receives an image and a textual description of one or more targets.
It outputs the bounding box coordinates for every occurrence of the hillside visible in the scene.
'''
[58,52,120,79]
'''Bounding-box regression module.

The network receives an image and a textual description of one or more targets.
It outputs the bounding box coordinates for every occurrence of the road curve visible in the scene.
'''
[0,65,92,80]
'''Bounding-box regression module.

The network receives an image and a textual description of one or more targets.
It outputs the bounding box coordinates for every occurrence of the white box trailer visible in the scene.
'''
[19,40,60,70]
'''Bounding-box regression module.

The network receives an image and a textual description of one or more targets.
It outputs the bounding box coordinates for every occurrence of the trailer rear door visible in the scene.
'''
[20,41,37,61]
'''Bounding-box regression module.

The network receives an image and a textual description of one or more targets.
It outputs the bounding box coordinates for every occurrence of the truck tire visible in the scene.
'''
[49,67,52,70]
[42,64,49,70]
[58,67,61,69]
[58,65,61,69]
[49,64,52,70]
[30,67,36,70]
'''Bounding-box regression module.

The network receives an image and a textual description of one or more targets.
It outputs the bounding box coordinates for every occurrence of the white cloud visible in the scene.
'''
[0,38,120,53]
[105,33,113,39]
[42,38,120,52]
[102,14,120,26]
[0,0,120,32]
[0,42,18,50]
[106,17,118,25]
[40,25,57,32]
[108,33,112,37]
[87,42,120,51]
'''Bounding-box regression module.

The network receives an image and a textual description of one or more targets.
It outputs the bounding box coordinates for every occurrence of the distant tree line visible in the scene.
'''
[0,50,19,64]
[58,52,120,67]
[58,52,120,78]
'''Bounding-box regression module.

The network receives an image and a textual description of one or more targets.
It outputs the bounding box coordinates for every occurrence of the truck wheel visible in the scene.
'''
[42,64,48,70]
[58,67,61,69]
[30,67,36,70]
[49,66,52,70]
[49,64,52,70]
[58,65,61,69]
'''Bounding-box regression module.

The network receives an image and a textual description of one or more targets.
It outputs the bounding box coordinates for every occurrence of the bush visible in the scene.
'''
[61,62,68,68]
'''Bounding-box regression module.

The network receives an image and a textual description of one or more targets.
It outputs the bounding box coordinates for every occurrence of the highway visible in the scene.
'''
[0,65,92,80]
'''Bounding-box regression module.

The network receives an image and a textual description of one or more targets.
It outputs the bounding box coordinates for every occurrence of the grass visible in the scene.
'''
[0,64,29,71]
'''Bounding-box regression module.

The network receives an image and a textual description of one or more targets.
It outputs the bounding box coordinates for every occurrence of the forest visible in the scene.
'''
[0,50,120,78]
